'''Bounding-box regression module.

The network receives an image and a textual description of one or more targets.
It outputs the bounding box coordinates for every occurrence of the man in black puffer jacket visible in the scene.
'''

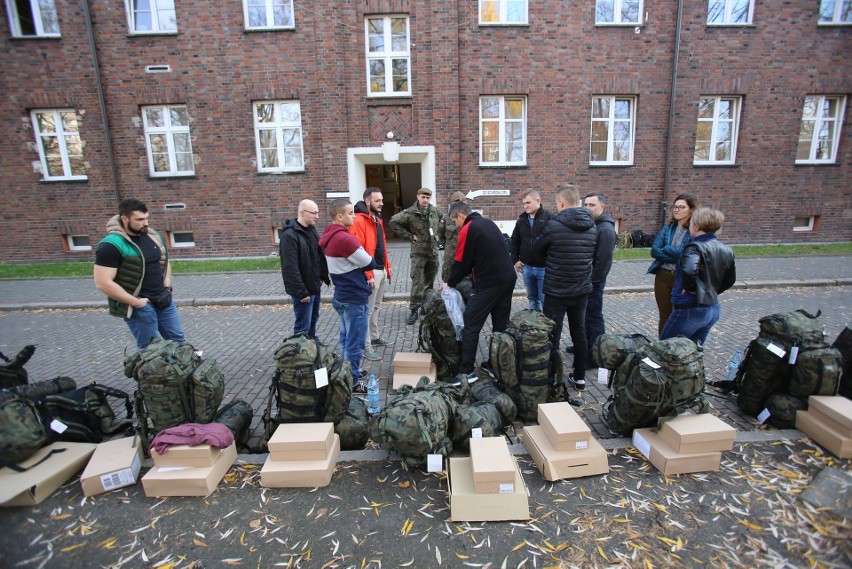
[533,185,597,391]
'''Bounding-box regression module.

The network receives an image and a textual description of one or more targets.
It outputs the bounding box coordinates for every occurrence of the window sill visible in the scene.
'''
[706,23,756,28]
[692,162,740,168]
[244,27,295,33]
[478,164,528,169]
[38,177,89,184]
[146,174,197,180]
[256,170,306,176]
[366,95,413,103]
[478,22,530,27]
[127,31,179,38]
[588,163,634,168]
[794,161,840,167]
[594,23,643,28]
[817,22,852,27]
[9,35,62,41]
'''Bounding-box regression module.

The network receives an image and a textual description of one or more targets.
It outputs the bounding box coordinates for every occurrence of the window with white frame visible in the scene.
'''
[365,15,411,97]
[126,0,177,34]
[480,96,527,166]
[244,0,294,30]
[819,0,852,24]
[796,95,846,164]
[31,110,87,180]
[66,234,92,251]
[596,0,642,25]
[170,231,195,248]
[694,96,741,164]
[253,101,304,172]
[590,96,635,165]
[707,0,754,25]
[6,0,60,37]
[142,105,194,176]
[479,0,528,24]
[793,216,816,232]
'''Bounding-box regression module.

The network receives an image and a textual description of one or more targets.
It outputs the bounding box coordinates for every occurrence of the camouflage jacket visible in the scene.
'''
[389,202,445,257]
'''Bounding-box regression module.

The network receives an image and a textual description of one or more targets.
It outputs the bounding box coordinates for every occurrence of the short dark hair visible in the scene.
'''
[363,186,382,201]
[556,185,580,207]
[329,198,351,220]
[584,192,606,204]
[119,198,147,217]
[448,200,471,219]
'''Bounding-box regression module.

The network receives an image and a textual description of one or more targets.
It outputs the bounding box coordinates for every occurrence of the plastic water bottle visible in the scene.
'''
[366,374,381,415]
[726,349,743,381]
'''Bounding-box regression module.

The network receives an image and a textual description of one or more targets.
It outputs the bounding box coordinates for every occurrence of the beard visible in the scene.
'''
[126,223,148,236]
[369,203,382,216]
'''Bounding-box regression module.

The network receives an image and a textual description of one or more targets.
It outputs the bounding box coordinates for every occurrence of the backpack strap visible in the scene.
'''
[87,383,134,420]
[0,447,67,473]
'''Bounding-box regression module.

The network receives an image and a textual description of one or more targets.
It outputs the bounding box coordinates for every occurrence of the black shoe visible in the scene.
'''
[371,338,392,346]
[566,373,586,391]
[407,310,419,325]
[568,397,582,407]
[479,361,495,379]
[353,381,368,394]
[565,345,575,354]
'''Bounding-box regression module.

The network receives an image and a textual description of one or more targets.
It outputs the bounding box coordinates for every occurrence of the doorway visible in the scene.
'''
[365,163,422,224]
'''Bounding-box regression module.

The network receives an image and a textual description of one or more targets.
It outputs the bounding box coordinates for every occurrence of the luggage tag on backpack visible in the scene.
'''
[641,358,661,370]
[756,408,771,424]
[314,367,329,388]
[597,369,608,384]
[766,342,786,358]
[427,454,443,473]
[788,346,799,365]
[471,428,483,439]
[50,419,68,434]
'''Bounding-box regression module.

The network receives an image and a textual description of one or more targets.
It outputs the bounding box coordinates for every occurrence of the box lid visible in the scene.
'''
[1,442,96,506]
[660,414,736,444]
[808,396,852,430]
[633,428,721,476]
[81,437,142,479]
[449,457,530,522]
[469,437,514,482]
[392,352,432,372]
[268,422,334,452]
[538,402,591,442]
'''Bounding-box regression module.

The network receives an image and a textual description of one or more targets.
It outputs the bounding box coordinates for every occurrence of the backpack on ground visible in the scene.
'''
[263,333,352,442]
[831,326,852,399]
[418,289,462,380]
[604,337,707,435]
[0,345,36,389]
[213,399,254,448]
[616,231,633,249]
[593,333,652,372]
[451,401,503,451]
[469,378,517,425]
[763,393,807,429]
[0,390,49,466]
[335,397,369,451]
[124,339,225,445]
[38,383,133,443]
[371,379,463,466]
[488,310,560,422]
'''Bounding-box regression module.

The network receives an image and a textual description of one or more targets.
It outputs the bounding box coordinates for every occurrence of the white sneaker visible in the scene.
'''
[567,373,586,391]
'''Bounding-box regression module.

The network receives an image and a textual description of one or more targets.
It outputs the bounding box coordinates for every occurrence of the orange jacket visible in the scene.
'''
[349,204,391,281]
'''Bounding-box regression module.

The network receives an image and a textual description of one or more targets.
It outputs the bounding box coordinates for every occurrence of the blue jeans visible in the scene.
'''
[660,303,721,346]
[292,294,321,338]
[125,300,185,350]
[522,265,545,311]
[332,299,369,383]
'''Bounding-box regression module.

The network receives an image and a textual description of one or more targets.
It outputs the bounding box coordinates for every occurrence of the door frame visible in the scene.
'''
[341,145,436,205]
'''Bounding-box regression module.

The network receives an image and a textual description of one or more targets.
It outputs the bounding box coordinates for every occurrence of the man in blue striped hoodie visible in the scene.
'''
[319,199,376,391]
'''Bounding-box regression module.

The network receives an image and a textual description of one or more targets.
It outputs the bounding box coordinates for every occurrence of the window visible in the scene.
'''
[819,0,852,24]
[253,101,304,172]
[142,105,194,176]
[365,15,410,97]
[480,0,528,24]
[66,235,92,252]
[707,0,754,25]
[274,227,282,243]
[170,231,195,248]
[796,95,846,164]
[31,110,87,180]
[479,96,527,166]
[596,0,642,25]
[244,0,294,30]
[6,0,60,37]
[126,0,177,34]
[793,216,816,232]
[590,96,635,165]
[694,96,741,165]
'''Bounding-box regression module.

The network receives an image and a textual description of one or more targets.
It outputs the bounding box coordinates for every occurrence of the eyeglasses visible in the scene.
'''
[670,205,688,211]
[583,203,597,207]
[300,210,320,215]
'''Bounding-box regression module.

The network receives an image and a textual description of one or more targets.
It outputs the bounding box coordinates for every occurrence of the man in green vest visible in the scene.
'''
[94,198,185,350]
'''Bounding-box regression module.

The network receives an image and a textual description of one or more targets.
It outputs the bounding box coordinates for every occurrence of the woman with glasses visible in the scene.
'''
[647,194,698,337]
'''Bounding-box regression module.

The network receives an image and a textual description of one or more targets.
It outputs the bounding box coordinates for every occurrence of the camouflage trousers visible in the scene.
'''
[440,249,455,283]
[409,255,439,311]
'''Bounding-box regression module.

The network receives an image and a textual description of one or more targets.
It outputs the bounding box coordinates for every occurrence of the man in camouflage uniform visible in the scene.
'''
[390,187,445,325]
[438,191,468,283]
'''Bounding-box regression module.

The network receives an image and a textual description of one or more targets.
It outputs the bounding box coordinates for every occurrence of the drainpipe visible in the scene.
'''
[82,0,120,205]
[661,0,684,225]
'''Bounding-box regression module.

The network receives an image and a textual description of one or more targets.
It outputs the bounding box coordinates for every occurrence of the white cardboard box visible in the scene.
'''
[142,442,237,497]
[469,436,515,494]
[151,443,225,468]
[658,413,736,454]
[796,410,851,459]
[449,457,530,522]
[267,422,335,461]
[807,396,852,438]
[80,437,143,497]
[1,442,96,506]
[633,428,721,476]
[392,363,437,390]
[537,402,592,451]
[523,425,609,481]
[261,434,341,488]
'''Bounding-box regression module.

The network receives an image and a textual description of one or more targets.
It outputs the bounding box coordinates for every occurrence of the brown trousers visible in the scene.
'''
[654,269,676,337]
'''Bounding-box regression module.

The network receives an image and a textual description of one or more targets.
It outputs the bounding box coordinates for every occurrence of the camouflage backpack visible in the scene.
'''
[371,379,463,466]
[0,345,36,389]
[335,396,369,451]
[832,326,852,399]
[450,401,503,451]
[616,231,633,249]
[593,333,652,372]
[263,333,352,442]
[38,383,133,443]
[124,339,225,445]
[469,377,517,425]
[604,337,707,435]
[489,310,561,422]
[0,390,49,466]
[418,289,462,380]
[213,399,254,448]
[763,393,807,429]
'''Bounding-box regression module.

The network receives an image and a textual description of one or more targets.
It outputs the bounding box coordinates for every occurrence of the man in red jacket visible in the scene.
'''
[350,187,393,361]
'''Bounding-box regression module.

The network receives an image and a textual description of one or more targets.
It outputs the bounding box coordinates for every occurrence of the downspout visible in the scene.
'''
[661,0,684,225]
[82,0,120,205]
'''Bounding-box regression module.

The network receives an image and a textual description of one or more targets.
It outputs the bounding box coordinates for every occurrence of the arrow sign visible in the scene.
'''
[465,189,511,200]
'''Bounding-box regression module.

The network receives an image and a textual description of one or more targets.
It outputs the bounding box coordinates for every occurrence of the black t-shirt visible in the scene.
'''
[95,234,166,298]
[374,218,385,270]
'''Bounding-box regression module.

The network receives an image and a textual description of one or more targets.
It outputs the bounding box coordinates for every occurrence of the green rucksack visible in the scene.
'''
[832,326,852,399]
[489,310,560,422]
[604,337,707,435]
[469,378,517,425]
[450,401,503,451]
[0,345,36,389]
[125,339,225,444]
[0,390,49,466]
[213,399,254,448]
[763,393,807,429]
[616,231,633,249]
[593,333,651,371]
[788,347,842,398]
[371,379,463,466]
[263,334,353,442]
[418,290,462,380]
[38,383,133,443]
[335,397,369,451]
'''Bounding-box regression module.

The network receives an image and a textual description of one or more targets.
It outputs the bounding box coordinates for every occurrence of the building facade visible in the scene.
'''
[1,0,849,262]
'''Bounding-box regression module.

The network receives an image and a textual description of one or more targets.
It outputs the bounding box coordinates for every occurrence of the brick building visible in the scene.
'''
[1,0,849,262]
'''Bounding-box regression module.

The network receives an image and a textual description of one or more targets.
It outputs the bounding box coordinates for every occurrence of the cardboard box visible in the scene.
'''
[392,363,437,390]
[392,352,432,374]
[449,457,530,522]
[807,396,852,438]
[658,414,737,454]
[632,428,721,476]
[151,444,225,468]
[261,434,341,488]
[142,442,237,497]
[267,422,335,461]
[80,437,143,497]
[469,437,515,494]
[537,402,592,451]
[796,410,852,459]
[523,425,609,481]
[0,442,96,506]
